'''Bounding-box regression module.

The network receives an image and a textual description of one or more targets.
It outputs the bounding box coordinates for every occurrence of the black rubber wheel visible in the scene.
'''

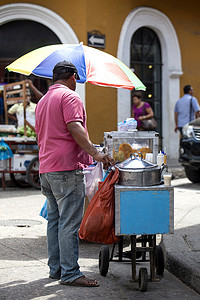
[184,166,200,183]
[138,267,148,292]
[26,157,40,189]
[99,245,109,276]
[155,245,165,275]
[10,173,31,188]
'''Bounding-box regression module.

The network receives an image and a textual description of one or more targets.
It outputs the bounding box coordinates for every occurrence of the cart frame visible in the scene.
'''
[0,138,39,189]
[99,234,165,292]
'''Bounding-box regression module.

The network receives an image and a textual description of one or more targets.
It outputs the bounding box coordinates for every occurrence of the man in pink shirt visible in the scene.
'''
[35,61,113,287]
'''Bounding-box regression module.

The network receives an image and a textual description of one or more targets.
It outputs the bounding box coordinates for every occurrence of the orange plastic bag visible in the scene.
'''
[79,169,120,244]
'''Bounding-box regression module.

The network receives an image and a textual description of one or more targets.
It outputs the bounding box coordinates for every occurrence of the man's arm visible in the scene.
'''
[174,111,178,132]
[192,97,200,119]
[138,106,154,121]
[8,113,17,123]
[67,121,114,169]
[25,80,43,103]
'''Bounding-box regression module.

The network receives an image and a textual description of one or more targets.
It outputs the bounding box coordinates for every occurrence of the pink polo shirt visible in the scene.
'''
[35,84,93,173]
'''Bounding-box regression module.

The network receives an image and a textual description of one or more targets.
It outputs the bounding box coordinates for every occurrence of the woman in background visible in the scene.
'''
[131,92,154,131]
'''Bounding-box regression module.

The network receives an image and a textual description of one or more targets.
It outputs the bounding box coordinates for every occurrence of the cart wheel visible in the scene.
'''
[155,245,165,275]
[10,173,31,188]
[26,157,40,190]
[99,245,109,276]
[138,267,148,292]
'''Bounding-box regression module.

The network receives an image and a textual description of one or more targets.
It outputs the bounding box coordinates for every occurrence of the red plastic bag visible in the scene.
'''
[79,169,120,244]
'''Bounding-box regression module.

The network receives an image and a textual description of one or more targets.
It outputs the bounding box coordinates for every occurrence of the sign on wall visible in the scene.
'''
[87,31,105,48]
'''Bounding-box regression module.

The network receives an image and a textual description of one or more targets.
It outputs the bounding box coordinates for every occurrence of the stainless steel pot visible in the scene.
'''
[116,154,165,186]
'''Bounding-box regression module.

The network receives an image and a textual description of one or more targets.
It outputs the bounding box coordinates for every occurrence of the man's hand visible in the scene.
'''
[25,79,33,88]
[195,110,200,119]
[174,126,178,133]
[92,152,114,170]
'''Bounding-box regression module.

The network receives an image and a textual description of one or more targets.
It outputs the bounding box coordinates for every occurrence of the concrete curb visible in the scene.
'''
[160,235,200,295]
[165,252,200,295]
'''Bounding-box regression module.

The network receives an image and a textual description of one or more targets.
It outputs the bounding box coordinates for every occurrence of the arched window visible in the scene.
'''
[0,20,61,89]
[130,27,162,135]
[0,20,62,123]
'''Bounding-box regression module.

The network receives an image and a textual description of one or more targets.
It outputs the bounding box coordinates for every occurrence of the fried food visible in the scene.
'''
[131,149,139,154]
[116,143,152,161]
[114,150,125,162]
[139,147,152,159]
[118,143,133,159]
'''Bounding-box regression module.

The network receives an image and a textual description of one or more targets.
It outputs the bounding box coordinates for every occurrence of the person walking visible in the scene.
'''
[35,60,114,287]
[174,85,200,136]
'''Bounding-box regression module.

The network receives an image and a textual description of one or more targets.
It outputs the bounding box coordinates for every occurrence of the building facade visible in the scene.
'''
[0,0,199,160]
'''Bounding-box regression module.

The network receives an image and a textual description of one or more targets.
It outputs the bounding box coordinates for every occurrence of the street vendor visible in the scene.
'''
[35,60,114,287]
[7,80,43,130]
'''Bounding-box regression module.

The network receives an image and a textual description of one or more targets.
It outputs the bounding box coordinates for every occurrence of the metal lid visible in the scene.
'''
[116,154,156,170]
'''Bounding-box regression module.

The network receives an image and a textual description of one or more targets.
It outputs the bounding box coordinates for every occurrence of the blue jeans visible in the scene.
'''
[40,170,85,283]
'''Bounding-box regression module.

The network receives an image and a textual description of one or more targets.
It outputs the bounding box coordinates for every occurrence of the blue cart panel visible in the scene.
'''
[115,185,174,235]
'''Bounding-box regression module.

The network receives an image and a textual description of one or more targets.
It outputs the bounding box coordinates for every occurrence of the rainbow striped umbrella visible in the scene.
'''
[6,43,146,90]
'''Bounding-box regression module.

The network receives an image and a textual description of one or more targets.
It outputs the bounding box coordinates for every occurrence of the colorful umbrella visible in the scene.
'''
[6,43,146,90]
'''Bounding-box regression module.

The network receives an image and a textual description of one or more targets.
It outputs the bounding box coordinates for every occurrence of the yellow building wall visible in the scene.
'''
[0,0,200,143]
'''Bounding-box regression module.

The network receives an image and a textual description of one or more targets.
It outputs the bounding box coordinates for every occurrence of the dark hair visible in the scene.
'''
[53,72,73,83]
[183,85,191,94]
[132,92,142,99]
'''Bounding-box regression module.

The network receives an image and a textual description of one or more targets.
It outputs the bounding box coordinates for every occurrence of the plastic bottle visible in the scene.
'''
[157,150,165,166]
[163,147,167,164]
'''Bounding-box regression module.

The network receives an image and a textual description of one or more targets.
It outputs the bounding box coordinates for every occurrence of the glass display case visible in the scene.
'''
[104,131,159,163]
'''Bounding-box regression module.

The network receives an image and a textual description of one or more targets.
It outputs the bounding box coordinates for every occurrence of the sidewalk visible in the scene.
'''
[157,160,200,293]
[161,160,200,295]
[161,173,200,295]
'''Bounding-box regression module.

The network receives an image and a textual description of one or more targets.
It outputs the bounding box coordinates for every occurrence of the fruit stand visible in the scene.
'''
[3,80,35,135]
[0,80,40,189]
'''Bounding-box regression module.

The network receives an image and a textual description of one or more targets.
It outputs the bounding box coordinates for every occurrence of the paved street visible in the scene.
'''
[0,178,200,299]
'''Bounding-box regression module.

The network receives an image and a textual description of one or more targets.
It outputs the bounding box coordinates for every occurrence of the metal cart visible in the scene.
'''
[99,184,174,291]
[99,131,174,291]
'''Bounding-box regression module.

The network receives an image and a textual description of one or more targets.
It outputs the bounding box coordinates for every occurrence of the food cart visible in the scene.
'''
[0,81,39,189]
[99,130,174,292]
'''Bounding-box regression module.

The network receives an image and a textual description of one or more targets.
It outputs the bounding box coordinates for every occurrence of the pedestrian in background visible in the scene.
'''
[174,85,200,136]
[131,92,154,131]
[35,60,114,287]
